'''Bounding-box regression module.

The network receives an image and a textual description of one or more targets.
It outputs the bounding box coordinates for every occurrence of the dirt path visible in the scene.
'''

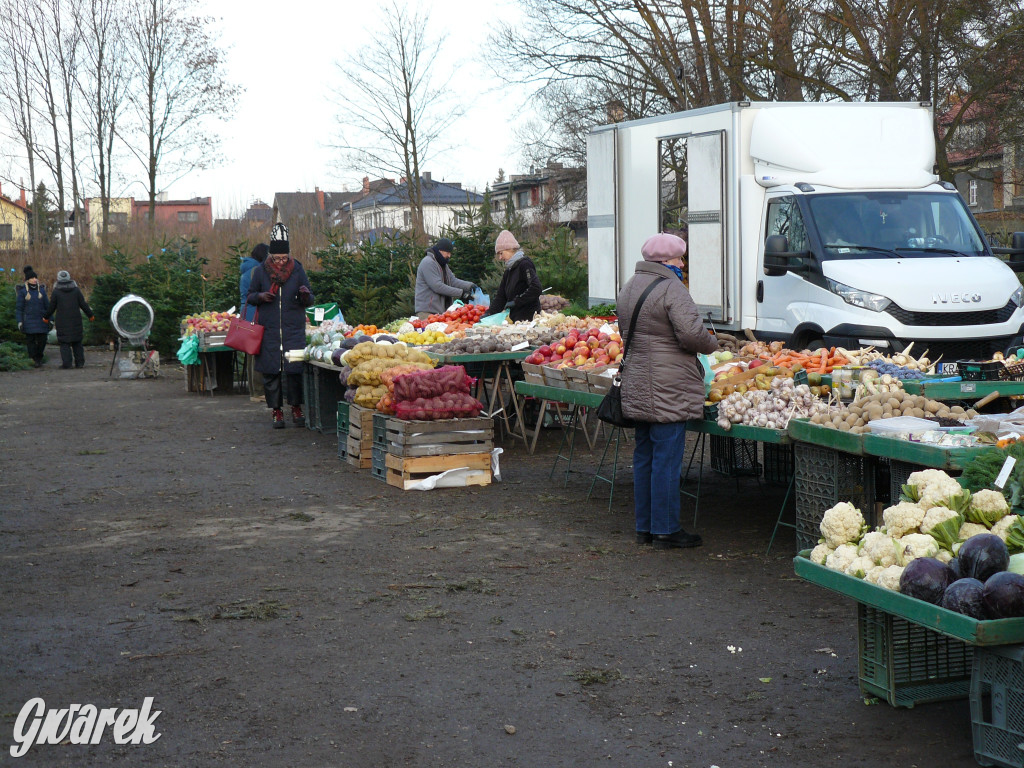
[1,356,978,766]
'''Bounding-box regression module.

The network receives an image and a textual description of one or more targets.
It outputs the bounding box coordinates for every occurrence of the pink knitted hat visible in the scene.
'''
[641,233,687,262]
[494,229,520,253]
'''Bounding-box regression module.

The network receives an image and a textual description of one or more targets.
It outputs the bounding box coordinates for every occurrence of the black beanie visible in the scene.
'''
[268,222,289,254]
[23,265,37,280]
[251,243,269,263]
[435,238,454,254]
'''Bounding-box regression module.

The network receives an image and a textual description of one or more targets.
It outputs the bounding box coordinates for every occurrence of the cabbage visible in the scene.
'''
[1010,554,1024,576]
[959,534,1010,582]
[983,572,1024,619]
[899,557,956,604]
[940,578,986,619]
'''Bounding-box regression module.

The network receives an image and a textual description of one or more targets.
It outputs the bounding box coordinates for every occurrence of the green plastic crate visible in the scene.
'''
[337,401,350,437]
[971,644,1024,768]
[794,442,876,552]
[371,445,387,482]
[709,434,760,478]
[858,603,973,708]
[372,413,390,449]
[763,442,794,487]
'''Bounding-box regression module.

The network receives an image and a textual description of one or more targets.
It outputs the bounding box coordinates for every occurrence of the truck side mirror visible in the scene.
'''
[763,234,810,276]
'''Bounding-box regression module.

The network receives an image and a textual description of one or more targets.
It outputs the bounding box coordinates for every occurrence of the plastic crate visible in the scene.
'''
[316,368,344,434]
[794,442,876,552]
[302,365,319,431]
[1001,361,1024,383]
[709,434,761,478]
[372,413,391,448]
[971,644,1024,768]
[337,401,350,437]
[337,430,348,461]
[763,442,794,487]
[371,445,387,481]
[858,603,972,708]
[957,360,1005,381]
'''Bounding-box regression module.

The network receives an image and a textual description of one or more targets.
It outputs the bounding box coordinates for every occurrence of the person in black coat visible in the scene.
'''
[247,231,314,428]
[15,266,51,367]
[43,270,94,369]
[484,229,542,322]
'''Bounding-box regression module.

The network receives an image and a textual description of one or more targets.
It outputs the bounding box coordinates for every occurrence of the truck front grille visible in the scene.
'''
[885,300,1016,327]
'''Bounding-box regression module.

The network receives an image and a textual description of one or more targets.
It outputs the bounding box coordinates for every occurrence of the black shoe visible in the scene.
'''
[33,360,42,368]
[653,530,703,549]
[635,532,653,545]
[60,364,71,369]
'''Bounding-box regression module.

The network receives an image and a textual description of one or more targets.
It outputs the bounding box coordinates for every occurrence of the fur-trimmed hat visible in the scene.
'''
[23,265,37,281]
[495,230,519,253]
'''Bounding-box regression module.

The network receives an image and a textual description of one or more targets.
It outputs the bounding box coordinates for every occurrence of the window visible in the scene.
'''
[178,210,199,223]
[658,135,688,235]
[969,180,978,206]
[516,190,529,208]
[404,211,411,227]
[108,212,128,232]
[454,212,469,226]
[0,223,11,241]
[765,196,809,259]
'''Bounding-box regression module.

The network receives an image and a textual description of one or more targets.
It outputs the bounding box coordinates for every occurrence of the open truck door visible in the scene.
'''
[686,130,729,322]
[586,128,618,305]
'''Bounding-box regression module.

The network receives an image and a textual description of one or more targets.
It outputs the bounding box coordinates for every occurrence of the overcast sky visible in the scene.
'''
[173,0,531,218]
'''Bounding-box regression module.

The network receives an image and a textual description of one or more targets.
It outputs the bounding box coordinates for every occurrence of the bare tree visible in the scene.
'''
[0,4,39,232]
[123,0,240,223]
[329,0,462,244]
[79,0,128,245]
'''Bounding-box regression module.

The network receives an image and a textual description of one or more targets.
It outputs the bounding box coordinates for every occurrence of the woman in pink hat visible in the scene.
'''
[616,233,718,549]
[484,229,541,322]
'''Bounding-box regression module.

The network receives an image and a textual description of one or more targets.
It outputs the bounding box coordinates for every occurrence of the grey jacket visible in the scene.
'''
[414,249,473,315]
[616,261,718,423]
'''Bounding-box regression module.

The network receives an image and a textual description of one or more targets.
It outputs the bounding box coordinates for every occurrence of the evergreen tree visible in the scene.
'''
[28,183,61,245]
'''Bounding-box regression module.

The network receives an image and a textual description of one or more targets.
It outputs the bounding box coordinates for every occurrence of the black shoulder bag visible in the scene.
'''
[596,278,666,428]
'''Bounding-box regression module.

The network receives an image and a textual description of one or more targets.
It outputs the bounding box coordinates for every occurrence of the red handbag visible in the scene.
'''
[225,308,263,355]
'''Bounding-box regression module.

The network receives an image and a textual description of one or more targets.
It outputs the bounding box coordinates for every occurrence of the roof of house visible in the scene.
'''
[273,192,323,222]
[351,177,483,211]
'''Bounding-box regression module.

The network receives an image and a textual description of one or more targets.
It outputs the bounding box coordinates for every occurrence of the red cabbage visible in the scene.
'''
[983,572,1024,619]
[959,534,1009,582]
[940,578,986,619]
[899,557,957,604]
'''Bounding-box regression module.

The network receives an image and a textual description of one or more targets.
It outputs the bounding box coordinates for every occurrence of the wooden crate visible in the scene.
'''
[520,361,545,386]
[347,405,376,450]
[383,416,494,457]
[541,364,567,387]
[384,452,492,490]
[345,434,372,468]
[563,367,591,392]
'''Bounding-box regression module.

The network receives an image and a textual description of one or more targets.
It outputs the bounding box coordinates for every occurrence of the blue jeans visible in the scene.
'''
[633,422,688,535]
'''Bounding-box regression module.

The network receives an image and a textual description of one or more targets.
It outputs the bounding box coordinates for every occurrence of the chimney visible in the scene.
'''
[19,188,26,206]
[316,186,324,211]
[362,176,370,195]
[423,171,432,184]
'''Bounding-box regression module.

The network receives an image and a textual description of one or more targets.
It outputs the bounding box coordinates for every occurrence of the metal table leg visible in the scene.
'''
[681,432,706,529]
[765,472,797,555]
[587,426,624,512]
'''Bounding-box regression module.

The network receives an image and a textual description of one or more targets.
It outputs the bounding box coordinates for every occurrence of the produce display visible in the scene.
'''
[395,330,451,345]
[394,392,484,420]
[342,341,434,368]
[538,294,571,311]
[809,468,1024,618]
[393,365,472,402]
[715,377,833,431]
[429,335,524,355]
[180,310,234,336]
[347,323,381,337]
[522,328,622,370]
[806,388,976,434]
[411,304,487,332]
[837,342,936,373]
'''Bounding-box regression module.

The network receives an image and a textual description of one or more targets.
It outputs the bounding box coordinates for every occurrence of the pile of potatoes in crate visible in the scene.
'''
[810,387,977,434]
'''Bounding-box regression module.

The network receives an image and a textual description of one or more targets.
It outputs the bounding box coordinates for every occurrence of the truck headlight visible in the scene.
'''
[1012,285,1024,308]
[827,279,892,312]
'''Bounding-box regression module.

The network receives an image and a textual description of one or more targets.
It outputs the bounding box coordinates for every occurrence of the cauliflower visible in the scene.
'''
[992,514,1021,542]
[844,555,877,579]
[921,507,963,552]
[875,564,905,591]
[820,502,867,549]
[825,543,860,573]
[936,549,954,564]
[809,542,833,565]
[897,532,940,564]
[959,522,989,541]
[859,530,899,568]
[967,489,1011,527]
[882,501,926,539]
[863,565,885,584]
[902,469,965,510]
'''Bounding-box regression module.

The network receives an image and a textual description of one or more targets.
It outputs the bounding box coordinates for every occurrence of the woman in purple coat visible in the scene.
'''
[247,230,314,428]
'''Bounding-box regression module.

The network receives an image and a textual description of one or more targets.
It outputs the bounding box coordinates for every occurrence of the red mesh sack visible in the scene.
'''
[393,392,484,421]
[393,365,473,402]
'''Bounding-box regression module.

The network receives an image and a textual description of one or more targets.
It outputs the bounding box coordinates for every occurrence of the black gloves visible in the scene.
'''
[298,285,313,306]
[257,291,275,303]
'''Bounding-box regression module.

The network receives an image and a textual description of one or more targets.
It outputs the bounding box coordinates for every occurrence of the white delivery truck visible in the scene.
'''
[586,101,1024,365]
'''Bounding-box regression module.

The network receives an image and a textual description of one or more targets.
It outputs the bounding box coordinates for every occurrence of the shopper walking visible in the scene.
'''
[485,230,541,322]
[247,227,314,428]
[240,243,268,399]
[617,233,717,549]
[414,237,476,319]
[15,266,50,367]
[43,270,94,369]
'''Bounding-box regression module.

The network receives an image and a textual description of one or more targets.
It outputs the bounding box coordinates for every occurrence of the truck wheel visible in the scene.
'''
[796,334,824,352]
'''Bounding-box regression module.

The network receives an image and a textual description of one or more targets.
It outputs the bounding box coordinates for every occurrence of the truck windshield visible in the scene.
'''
[806,192,987,259]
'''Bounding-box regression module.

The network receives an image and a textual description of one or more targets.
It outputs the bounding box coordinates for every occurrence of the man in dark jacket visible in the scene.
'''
[15,266,51,367]
[240,243,268,322]
[485,230,541,322]
[247,229,314,428]
[414,237,476,318]
[43,270,94,369]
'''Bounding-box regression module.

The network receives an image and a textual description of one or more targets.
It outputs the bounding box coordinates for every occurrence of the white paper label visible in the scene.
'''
[961,382,977,394]
[510,341,529,351]
[995,456,1017,489]
[314,307,325,322]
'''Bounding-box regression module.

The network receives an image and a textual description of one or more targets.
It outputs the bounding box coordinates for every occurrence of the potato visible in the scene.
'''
[887,398,901,410]
[811,413,823,424]
[846,413,858,427]
[911,407,925,418]
[838,421,851,431]
[854,417,865,427]
[823,420,837,429]
[951,405,965,415]
[849,405,863,417]
[925,400,941,414]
